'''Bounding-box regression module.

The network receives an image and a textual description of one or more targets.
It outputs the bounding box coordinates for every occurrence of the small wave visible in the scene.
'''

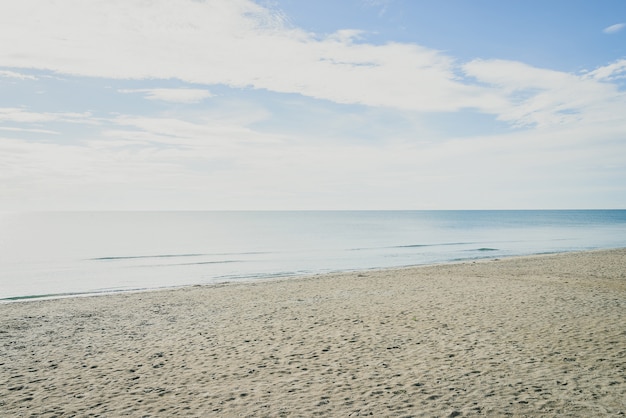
[0,288,139,302]
[394,242,476,249]
[92,253,205,261]
[173,260,243,266]
[214,269,311,281]
[0,284,186,303]
[393,244,428,249]
[475,248,499,252]
[351,242,476,251]
[91,251,271,261]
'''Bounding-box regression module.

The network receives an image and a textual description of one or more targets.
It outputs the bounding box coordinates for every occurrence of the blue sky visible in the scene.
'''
[1,0,625,210]
[279,0,624,69]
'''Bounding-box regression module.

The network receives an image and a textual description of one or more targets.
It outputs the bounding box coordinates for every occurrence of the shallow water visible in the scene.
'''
[1,210,625,299]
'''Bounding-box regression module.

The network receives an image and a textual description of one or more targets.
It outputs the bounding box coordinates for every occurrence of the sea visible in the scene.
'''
[1,210,625,301]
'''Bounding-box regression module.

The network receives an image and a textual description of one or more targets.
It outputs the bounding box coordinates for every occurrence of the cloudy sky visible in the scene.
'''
[1,0,625,210]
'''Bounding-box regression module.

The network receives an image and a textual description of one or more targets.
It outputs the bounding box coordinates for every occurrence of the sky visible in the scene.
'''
[0,0,625,210]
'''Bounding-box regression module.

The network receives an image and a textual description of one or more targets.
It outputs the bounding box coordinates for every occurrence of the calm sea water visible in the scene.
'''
[1,210,625,300]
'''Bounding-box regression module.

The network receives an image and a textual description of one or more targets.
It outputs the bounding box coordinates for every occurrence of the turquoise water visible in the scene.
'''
[1,210,625,300]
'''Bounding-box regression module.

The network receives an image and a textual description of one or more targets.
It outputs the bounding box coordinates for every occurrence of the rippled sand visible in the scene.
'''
[2,249,625,417]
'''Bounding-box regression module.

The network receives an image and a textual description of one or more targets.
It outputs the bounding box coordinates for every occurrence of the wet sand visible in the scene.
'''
[1,249,625,417]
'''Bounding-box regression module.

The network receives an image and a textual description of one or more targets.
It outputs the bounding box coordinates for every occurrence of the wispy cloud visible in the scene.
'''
[0,126,59,135]
[584,59,626,81]
[0,108,97,124]
[2,107,624,210]
[463,59,626,128]
[603,23,625,34]
[118,88,213,103]
[0,70,37,80]
[362,0,392,16]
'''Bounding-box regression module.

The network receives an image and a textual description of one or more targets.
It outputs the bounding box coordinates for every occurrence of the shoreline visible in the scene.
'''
[2,247,621,303]
[2,248,625,416]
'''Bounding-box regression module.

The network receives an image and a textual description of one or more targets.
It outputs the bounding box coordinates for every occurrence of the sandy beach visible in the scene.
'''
[1,249,625,417]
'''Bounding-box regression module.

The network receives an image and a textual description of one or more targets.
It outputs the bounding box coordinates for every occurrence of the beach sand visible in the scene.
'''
[1,249,625,417]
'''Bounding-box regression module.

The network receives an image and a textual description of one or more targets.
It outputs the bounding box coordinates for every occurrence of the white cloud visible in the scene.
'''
[2,109,624,210]
[1,0,625,210]
[603,23,625,34]
[0,0,501,114]
[111,115,277,145]
[0,70,37,80]
[585,59,626,81]
[463,59,626,127]
[0,108,57,123]
[1,0,624,130]
[0,108,97,124]
[0,126,59,135]
[119,88,213,103]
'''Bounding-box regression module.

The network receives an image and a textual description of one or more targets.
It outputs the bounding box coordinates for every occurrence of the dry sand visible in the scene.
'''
[1,249,625,417]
